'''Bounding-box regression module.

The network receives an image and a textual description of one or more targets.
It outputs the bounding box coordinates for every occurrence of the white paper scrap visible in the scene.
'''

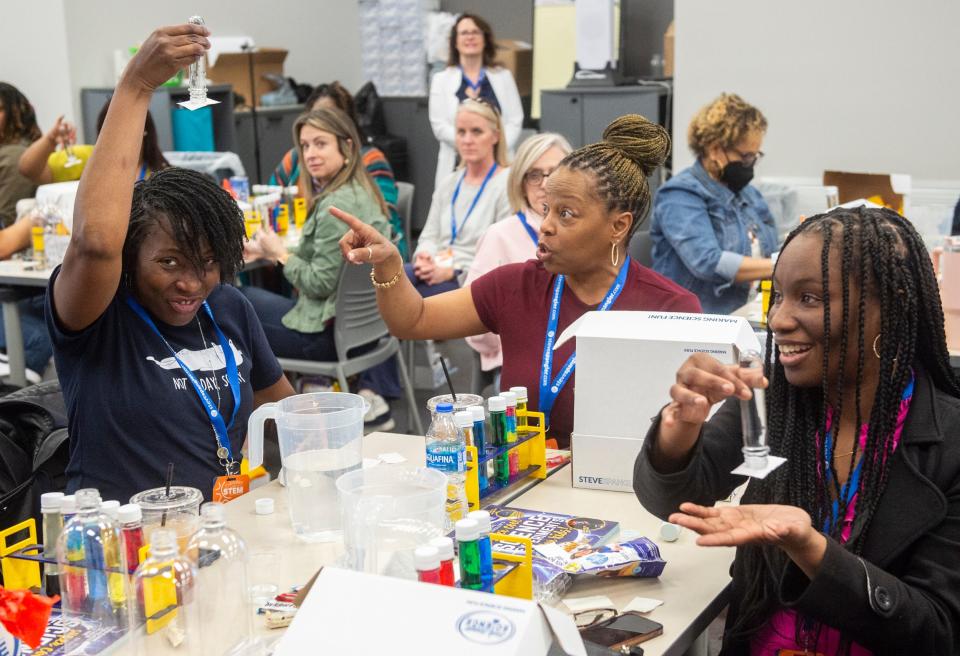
[362,458,380,469]
[562,595,615,613]
[731,455,787,479]
[378,452,407,464]
[624,597,663,614]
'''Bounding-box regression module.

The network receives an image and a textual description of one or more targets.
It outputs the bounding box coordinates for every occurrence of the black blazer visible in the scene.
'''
[633,368,960,655]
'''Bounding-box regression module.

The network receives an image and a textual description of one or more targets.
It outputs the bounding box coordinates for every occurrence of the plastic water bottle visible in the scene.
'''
[425,402,468,529]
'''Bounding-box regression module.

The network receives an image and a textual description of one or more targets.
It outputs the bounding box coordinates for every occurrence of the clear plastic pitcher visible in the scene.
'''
[336,466,446,579]
[247,393,367,542]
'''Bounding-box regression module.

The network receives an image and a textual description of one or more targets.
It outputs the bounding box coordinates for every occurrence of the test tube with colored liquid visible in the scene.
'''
[488,396,509,486]
[414,546,442,585]
[430,537,456,587]
[509,386,531,470]
[455,519,483,591]
[41,493,64,595]
[501,392,520,477]
[468,510,495,593]
[470,406,489,493]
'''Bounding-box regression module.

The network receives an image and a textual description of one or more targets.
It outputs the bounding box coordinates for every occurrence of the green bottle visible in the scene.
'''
[455,518,483,590]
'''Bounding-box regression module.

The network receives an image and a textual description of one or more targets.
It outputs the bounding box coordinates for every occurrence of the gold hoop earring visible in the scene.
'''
[873,334,881,359]
[611,242,620,267]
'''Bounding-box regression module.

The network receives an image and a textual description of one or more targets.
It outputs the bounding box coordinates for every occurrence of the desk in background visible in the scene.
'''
[0,260,51,387]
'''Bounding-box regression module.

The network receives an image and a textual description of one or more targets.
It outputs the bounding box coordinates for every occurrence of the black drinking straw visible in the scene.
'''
[439,356,457,403]
[160,462,174,527]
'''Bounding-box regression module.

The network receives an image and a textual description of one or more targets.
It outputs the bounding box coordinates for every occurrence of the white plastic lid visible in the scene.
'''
[201,502,226,524]
[414,545,440,571]
[60,495,76,514]
[455,518,480,542]
[467,510,492,534]
[40,492,64,512]
[488,396,506,412]
[470,405,485,421]
[501,391,517,407]
[118,503,142,524]
[100,500,121,519]
[454,410,473,428]
[75,488,102,510]
[430,536,454,560]
[255,498,275,515]
[508,386,528,402]
[659,522,681,542]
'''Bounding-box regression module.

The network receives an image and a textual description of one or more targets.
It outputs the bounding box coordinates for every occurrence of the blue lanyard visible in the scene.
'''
[516,211,538,246]
[450,163,498,245]
[821,373,914,533]
[137,164,148,181]
[124,295,242,466]
[538,256,631,426]
[461,67,486,91]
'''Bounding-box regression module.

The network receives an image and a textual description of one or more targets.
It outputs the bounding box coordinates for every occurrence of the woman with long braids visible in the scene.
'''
[46,25,294,502]
[634,206,960,654]
[331,114,700,448]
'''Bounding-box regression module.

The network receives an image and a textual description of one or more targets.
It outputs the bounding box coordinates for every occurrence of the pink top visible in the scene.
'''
[464,210,542,371]
[751,386,914,655]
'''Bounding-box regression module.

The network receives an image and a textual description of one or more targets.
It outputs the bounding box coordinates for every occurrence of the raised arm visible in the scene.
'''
[51,24,210,332]
[332,207,486,340]
[17,117,73,185]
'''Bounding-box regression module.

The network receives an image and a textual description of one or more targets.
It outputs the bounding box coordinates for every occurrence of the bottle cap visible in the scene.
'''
[436,402,454,414]
[100,500,121,520]
[201,502,227,523]
[255,498,275,515]
[75,488,102,510]
[454,411,473,428]
[40,492,64,512]
[149,528,177,553]
[487,396,506,412]
[60,495,76,515]
[470,405,485,421]
[509,386,528,402]
[467,510,492,535]
[414,545,440,571]
[429,536,454,560]
[118,503,142,524]
[455,518,480,542]
[659,522,681,542]
[501,391,517,407]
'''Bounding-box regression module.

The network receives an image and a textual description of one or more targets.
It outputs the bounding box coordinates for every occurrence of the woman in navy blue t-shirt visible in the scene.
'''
[45,25,294,502]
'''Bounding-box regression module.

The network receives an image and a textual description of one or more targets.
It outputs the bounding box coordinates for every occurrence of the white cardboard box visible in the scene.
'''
[555,311,761,492]
[275,567,586,656]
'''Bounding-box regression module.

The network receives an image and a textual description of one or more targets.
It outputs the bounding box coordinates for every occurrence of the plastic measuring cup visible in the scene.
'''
[129,486,202,553]
[247,392,368,542]
[336,466,446,580]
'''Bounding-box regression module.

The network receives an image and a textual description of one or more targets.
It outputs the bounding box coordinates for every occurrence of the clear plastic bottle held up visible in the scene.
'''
[177,16,220,111]
[425,402,468,530]
[132,528,199,654]
[739,349,769,468]
[55,488,130,655]
[186,502,251,654]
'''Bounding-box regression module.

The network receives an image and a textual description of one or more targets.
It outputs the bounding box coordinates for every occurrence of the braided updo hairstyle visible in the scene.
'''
[560,114,670,237]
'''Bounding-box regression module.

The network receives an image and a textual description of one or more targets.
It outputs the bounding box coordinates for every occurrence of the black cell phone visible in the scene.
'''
[579,612,663,650]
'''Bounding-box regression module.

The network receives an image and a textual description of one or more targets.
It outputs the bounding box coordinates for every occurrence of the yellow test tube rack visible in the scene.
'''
[0,518,41,591]
[490,533,533,600]
[464,409,547,513]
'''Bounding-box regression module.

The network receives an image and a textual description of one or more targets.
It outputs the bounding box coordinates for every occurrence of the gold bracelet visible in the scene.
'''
[370,267,402,289]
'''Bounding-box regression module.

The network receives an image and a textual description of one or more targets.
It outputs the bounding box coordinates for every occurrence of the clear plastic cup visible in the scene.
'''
[129,486,202,554]
[426,394,484,419]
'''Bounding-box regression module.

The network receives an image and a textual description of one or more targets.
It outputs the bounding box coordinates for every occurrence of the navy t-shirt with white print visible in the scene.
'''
[45,267,283,503]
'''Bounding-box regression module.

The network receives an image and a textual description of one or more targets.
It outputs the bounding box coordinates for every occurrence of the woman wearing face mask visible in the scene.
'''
[650,93,778,314]
[464,132,572,372]
[331,115,700,448]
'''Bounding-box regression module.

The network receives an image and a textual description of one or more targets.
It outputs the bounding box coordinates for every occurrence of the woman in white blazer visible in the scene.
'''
[429,13,523,187]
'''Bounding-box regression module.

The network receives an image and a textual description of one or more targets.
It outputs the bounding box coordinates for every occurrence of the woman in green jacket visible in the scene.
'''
[243,107,390,366]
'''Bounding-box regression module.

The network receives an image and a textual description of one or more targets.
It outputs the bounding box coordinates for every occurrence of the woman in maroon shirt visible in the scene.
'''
[331,114,701,446]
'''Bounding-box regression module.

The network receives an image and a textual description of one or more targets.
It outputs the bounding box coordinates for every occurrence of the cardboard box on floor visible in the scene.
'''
[822,170,911,215]
[663,21,675,77]
[554,311,760,492]
[279,567,586,656]
[496,39,533,96]
[206,48,288,108]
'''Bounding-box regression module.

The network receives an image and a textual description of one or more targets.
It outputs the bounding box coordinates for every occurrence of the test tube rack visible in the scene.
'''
[464,409,547,513]
[0,518,41,590]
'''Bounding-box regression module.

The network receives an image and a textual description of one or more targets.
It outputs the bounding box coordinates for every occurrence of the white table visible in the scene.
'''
[0,260,53,386]
[216,432,732,656]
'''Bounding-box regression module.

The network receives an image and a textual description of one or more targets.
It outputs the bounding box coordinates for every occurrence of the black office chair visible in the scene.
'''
[627,230,654,268]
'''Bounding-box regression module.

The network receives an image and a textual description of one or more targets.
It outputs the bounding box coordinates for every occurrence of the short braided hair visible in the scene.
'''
[687,93,767,157]
[559,114,670,237]
[125,167,245,285]
[0,83,41,144]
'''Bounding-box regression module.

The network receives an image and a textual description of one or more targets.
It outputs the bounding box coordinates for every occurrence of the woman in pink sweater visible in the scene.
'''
[464,133,572,372]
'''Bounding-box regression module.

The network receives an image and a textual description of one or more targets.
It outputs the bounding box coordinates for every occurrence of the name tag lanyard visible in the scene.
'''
[125,296,242,475]
[539,256,631,427]
[450,162,498,246]
[516,211,539,247]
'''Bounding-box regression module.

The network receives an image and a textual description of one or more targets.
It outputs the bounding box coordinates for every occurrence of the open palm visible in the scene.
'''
[669,502,814,549]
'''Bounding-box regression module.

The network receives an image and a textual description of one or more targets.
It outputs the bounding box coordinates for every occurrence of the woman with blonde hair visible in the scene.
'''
[465,132,572,372]
[650,93,778,314]
[410,98,511,297]
[242,107,391,362]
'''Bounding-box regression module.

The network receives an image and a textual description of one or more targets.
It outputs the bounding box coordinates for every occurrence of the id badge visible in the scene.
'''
[213,474,250,503]
[435,247,454,269]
